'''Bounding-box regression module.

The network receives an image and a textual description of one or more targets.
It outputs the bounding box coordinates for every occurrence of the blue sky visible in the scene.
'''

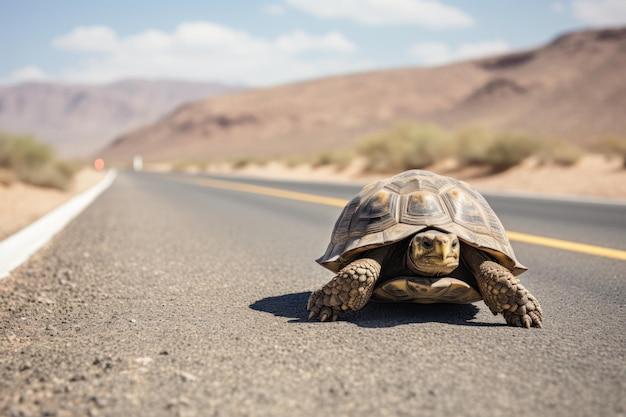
[1,0,625,86]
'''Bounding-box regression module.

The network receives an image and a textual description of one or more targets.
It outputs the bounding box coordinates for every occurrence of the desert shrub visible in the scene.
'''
[231,157,254,169]
[454,126,495,167]
[18,161,79,190]
[194,160,210,171]
[596,136,626,168]
[276,154,307,168]
[357,123,451,173]
[482,131,541,172]
[454,127,543,171]
[171,159,212,171]
[0,133,53,170]
[311,150,352,170]
[538,139,583,167]
[171,160,194,171]
[0,132,80,190]
[0,168,17,186]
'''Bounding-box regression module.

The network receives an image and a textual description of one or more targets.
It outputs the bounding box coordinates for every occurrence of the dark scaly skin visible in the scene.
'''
[307,247,389,322]
[463,245,544,328]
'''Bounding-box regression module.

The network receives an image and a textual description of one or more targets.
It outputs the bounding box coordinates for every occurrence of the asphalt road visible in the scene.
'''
[1,170,624,417]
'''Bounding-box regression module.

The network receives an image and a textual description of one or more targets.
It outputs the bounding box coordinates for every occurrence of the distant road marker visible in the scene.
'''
[176,175,626,261]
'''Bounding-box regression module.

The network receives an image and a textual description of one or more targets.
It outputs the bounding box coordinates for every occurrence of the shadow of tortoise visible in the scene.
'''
[250,292,505,328]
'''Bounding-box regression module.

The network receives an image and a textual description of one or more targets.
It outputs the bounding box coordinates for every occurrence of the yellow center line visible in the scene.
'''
[177,176,626,261]
[183,176,348,207]
[505,231,626,261]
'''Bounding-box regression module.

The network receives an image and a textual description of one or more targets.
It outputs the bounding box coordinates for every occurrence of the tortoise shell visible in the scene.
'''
[317,170,526,276]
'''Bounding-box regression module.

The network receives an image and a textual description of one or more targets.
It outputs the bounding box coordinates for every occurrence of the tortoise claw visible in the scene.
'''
[503,291,544,328]
[307,291,343,322]
[318,307,340,322]
[319,309,330,322]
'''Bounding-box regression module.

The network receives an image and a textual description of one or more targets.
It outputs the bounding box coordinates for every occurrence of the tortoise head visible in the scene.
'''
[406,230,460,276]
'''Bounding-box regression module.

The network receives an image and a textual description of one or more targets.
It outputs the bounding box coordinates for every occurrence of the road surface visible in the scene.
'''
[1,170,624,417]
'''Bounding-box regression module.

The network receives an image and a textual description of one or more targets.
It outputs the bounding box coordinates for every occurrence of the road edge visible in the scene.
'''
[0,169,118,280]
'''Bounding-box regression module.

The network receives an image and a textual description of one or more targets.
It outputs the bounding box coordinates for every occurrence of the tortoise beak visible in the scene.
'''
[435,237,458,263]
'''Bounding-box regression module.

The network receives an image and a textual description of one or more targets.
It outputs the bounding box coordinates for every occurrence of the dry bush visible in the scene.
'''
[18,162,76,190]
[538,139,583,166]
[195,160,210,171]
[455,127,543,171]
[170,159,212,171]
[596,136,626,168]
[275,154,305,168]
[482,131,541,172]
[171,160,195,171]
[231,156,261,169]
[0,132,80,190]
[0,168,17,186]
[311,150,352,170]
[455,126,495,167]
[357,123,451,173]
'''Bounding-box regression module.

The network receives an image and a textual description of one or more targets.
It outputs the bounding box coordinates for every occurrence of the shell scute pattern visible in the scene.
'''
[317,170,525,275]
[442,187,490,235]
[402,191,448,225]
[350,188,398,237]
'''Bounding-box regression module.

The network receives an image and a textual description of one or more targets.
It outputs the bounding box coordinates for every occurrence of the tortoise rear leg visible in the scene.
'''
[463,247,544,328]
[308,247,389,322]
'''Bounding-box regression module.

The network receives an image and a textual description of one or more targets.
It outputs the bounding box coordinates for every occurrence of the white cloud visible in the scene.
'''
[573,0,626,25]
[285,0,474,28]
[409,40,511,66]
[49,22,363,85]
[456,40,511,60]
[264,4,286,15]
[275,30,356,53]
[53,26,119,52]
[10,65,50,82]
[407,42,450,65]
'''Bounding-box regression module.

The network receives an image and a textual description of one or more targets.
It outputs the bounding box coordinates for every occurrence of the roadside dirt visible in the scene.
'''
[0,169,106,241]
[191,154,626,200]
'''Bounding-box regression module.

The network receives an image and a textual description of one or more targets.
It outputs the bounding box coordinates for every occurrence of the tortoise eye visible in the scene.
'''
[422,239,433,249]
[451,240,459,248]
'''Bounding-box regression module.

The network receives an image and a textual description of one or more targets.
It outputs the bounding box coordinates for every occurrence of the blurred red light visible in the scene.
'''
[94,158,105,170]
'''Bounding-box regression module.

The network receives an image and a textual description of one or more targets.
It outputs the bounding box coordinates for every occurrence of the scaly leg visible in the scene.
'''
[463,246,544,328]
[308,247,389,322]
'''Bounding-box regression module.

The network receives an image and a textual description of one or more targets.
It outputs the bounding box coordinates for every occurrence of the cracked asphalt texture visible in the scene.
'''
[1,171,624,417]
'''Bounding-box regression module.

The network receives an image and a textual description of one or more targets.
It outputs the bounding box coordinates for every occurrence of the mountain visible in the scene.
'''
[0,79,243,157]
[101,27,626,164]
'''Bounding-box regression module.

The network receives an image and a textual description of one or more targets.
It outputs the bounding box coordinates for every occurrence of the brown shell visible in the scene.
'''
[317,170,527,276]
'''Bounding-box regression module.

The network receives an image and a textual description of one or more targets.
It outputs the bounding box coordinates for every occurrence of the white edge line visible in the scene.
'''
[0,169,118,280]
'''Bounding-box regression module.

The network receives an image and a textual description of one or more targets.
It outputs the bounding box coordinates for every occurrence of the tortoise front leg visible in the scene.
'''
[463,246,544,328]
[307,247,389,322]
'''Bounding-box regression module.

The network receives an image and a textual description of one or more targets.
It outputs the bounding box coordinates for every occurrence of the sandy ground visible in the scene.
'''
[0,169,106,241]
[1,154,624,242]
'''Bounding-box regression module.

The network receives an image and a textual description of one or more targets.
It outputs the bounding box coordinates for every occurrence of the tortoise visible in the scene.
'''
[307,169,543,328]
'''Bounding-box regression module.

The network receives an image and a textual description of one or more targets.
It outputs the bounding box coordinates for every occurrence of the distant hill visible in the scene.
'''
[100,27,626,164]
[0,79,243,157]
